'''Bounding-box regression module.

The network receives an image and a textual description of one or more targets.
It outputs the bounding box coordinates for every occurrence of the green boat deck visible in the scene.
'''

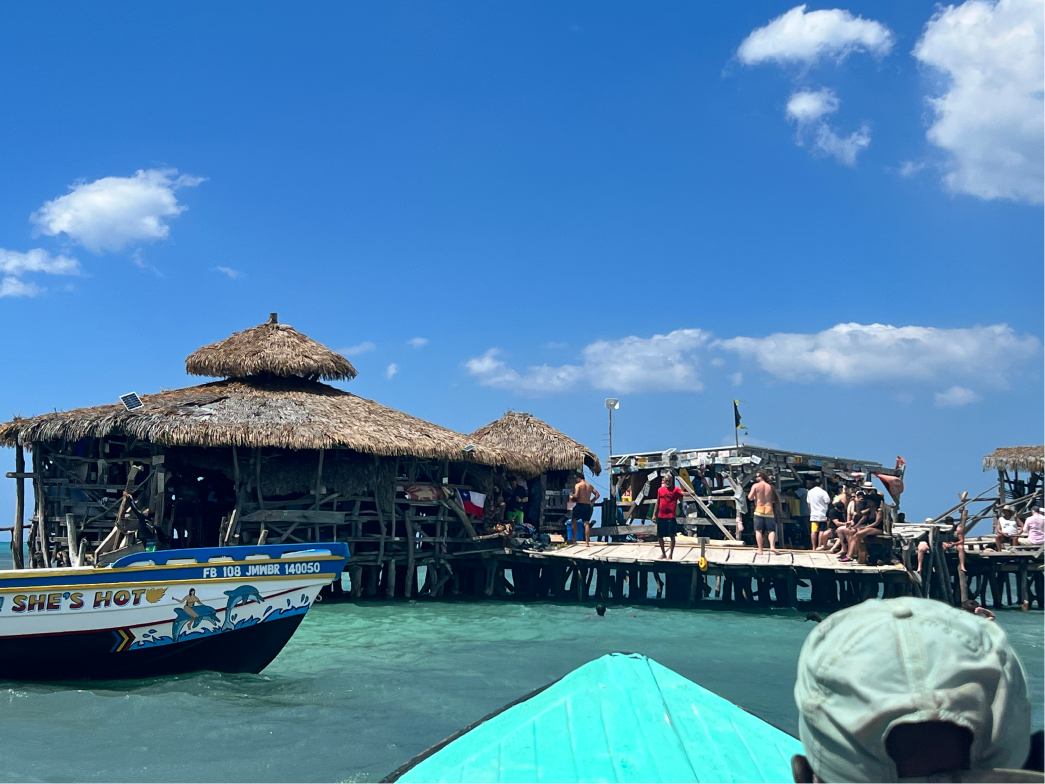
[387,653,802,783]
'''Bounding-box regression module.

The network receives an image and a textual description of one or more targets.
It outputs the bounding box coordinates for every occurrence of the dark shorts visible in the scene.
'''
[753,515,777,534]
[657,516,677,538]
[571,503,593,522]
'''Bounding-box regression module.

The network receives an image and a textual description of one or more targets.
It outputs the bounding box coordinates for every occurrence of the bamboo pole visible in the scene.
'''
[12,443,24,569]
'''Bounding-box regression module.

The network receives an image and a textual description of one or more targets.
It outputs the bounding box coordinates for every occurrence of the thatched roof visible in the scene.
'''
[983,446,1044,473]
[0,378,536,474]
[185,313,356,381]
[470,412,601,475]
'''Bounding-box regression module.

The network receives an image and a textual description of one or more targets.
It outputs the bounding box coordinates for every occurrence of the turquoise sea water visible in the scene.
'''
[0,552,1041,783]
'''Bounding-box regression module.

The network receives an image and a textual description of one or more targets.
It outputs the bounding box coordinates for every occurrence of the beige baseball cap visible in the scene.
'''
[794,597,1031,782]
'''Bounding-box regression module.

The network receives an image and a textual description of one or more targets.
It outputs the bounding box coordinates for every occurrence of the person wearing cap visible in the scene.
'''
[792,597,1038,782]
[995,505,1021,550]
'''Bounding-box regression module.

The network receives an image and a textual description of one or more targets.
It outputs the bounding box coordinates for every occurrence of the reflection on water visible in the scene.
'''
[1,550,1042,783]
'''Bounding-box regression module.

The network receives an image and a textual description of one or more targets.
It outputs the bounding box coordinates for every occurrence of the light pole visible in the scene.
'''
[605,398,619,462]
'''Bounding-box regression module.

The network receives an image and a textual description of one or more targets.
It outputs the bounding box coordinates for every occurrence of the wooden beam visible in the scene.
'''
[12,442,24,569]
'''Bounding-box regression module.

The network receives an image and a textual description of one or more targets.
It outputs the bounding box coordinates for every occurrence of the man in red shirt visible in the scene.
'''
[657,472,685,560]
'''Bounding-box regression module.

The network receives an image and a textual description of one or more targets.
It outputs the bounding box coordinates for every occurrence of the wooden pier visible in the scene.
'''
[334,537,1043,612]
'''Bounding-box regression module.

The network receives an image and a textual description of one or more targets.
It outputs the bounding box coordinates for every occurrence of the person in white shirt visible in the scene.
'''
[806,477,831,552]
[994,505,1021,550]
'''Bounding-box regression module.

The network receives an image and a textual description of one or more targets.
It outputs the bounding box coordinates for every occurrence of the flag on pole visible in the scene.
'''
[734,399,742,429]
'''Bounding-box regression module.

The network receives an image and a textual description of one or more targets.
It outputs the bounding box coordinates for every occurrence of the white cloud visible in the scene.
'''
[0,277,42,298]
[786,89,871,165]
[717,322,1040,384]
[0,248,80,299]
[899,160,927,177]
[935,385,982,407]
[730,372,744,386]
[738,5,894,66]
[408,337,429,348]
[340,341,376,356]
[465,329,711,396]
[215,266,242,279]
[385,363,399,380]
[786,88,839,122]
[913,0,1044,203]
[31,168,204,253]
[0,248,80,276]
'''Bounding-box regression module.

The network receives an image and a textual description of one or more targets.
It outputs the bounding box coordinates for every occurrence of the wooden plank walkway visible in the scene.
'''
[538,542,907,575]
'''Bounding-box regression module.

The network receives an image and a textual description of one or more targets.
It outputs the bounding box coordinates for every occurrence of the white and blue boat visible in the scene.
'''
[0,542,348,680]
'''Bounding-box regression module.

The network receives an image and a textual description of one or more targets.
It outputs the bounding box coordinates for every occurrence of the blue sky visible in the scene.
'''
[0,1,1041,527]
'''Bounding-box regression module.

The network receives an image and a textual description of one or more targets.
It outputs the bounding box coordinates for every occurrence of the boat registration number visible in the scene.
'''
[202,561,324,579]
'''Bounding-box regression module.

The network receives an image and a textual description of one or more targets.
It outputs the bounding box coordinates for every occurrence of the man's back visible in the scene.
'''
[574,480,595,504]
[749,480,775,507]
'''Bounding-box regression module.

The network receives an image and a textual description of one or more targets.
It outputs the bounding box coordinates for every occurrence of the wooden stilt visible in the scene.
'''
[11,443,24,569]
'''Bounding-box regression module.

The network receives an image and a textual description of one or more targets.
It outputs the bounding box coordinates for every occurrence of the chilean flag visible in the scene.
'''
[457,489,486,518]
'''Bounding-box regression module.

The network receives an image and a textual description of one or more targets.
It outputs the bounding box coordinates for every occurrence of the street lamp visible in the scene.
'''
[605,398,619,460]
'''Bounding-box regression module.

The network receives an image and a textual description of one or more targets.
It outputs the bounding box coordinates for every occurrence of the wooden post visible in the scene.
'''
[1018,563,1029,610]
[958,500,970,603]
[32,446,50,568]
[405,515,416,599]
[688,568,699,606]
[312,449,325,510]
[12,442,24,569]
[255,448,265,510]
[350,565,363,599]
[385,559,396,599]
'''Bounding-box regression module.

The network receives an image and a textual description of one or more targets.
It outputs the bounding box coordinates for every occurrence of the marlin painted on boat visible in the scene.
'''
[0,542,349,680]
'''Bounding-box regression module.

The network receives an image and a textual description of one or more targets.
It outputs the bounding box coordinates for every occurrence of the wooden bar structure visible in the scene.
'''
[469,411,602,533]
[1,315,541,589]
[607,444,904,548]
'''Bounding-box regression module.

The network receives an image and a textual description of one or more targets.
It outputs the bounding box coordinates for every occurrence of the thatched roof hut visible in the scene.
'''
[470,412,601,475]
[185,313,357,381]
[0,315,535,475]
[983,446,1044,473]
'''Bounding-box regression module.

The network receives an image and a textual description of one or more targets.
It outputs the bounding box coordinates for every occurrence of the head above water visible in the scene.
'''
[595,604,606,617]
[792,597,1031,783]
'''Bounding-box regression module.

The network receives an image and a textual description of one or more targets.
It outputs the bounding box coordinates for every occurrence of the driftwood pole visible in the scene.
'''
[958,494,970,603]
[32,446,50,568]
[12,443,24,569]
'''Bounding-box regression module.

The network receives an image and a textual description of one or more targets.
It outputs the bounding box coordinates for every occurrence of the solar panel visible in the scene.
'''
[120,392,143,411]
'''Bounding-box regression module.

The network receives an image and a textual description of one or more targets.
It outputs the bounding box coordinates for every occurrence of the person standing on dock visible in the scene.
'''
[748,472,780,556]
[806,477,830,552]
[569,472,600,547]
[656,472,684,560]
[504,476,528,528]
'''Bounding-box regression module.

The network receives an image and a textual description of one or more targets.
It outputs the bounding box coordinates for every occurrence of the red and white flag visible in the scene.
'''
[457,489,486,518]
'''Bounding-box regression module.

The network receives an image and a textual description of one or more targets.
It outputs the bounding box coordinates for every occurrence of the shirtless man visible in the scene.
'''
[569,472,601,546]
[747,472,780,555]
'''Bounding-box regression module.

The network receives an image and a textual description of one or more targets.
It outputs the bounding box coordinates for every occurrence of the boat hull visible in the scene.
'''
[0,543,349,681]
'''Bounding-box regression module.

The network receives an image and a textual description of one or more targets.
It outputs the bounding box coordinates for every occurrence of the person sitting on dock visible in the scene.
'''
[837,488,883,563]
[748,471,780,556]
[656,472,684,560]
[569,472,600,547]
[1019,506,1044,546]
[817,501,846,551]
[994,505,1021,550]
[792,597,1035,783]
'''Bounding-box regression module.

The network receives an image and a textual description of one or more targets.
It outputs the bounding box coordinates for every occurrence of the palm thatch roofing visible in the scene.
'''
[983,446,1044,473]
[470,411,601,475]
[0,378,537,474]
[185,313,356,381]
